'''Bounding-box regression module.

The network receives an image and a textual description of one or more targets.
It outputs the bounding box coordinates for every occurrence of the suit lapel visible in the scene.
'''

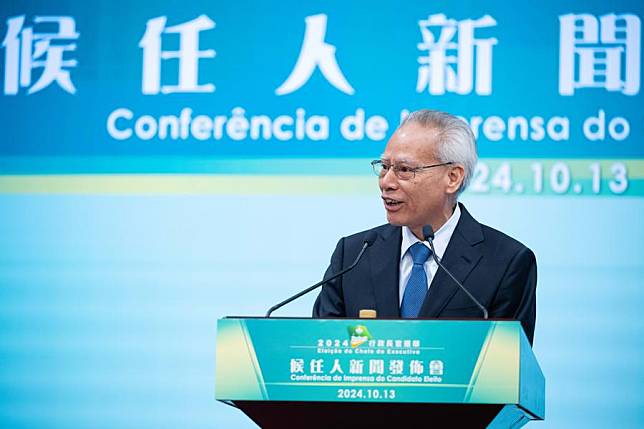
[418,204,484,318]
[370,225,402,318]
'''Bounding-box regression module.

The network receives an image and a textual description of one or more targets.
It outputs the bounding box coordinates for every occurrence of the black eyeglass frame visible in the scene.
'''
[370,159,454,180]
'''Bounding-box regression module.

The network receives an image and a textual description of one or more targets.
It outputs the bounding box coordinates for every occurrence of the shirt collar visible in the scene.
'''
[400,204,461,260]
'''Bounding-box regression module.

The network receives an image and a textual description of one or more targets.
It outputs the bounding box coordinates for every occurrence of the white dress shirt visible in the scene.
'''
[398,204,461,305]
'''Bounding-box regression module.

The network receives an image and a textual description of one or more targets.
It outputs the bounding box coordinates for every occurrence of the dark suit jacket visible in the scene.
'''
[313,203,537,345]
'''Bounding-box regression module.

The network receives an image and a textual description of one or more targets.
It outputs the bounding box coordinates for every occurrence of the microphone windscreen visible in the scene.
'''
[422,225,435,241]
[364,231,378,246]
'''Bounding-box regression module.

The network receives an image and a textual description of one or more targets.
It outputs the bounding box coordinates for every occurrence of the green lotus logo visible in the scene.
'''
[347,324,372,348]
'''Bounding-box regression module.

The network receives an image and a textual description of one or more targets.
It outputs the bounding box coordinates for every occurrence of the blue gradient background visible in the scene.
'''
[1,193,643,428]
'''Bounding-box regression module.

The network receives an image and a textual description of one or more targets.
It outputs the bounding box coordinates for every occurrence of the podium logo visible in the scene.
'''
[347,325,373,348]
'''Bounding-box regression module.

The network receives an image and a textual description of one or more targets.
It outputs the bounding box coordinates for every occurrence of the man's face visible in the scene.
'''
[378,123,453,230]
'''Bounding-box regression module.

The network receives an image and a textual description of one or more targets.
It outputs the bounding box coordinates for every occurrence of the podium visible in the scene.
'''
[216,318,544,428]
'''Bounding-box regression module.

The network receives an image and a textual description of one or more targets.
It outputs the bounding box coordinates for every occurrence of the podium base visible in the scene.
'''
[234,401,516,429]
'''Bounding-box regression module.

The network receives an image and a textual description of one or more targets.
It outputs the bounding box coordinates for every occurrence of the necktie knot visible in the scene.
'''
[409,242,431,266]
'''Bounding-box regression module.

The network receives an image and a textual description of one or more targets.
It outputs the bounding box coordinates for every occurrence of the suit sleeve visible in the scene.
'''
[489,246,537,345]
[312,237,347,317]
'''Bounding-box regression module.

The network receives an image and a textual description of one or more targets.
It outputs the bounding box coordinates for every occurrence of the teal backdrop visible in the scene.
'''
[0,1,642,428]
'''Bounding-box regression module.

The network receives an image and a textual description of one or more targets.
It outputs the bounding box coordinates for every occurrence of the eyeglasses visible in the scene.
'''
[370,160,453,180]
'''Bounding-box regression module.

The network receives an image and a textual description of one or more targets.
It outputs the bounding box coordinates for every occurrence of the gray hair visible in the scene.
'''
[401,109,477,194]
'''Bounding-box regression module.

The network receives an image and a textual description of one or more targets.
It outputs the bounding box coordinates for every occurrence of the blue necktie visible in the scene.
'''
[401,242,432,318]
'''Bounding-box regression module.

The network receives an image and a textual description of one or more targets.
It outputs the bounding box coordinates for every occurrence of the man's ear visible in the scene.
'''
[446,164,465,195]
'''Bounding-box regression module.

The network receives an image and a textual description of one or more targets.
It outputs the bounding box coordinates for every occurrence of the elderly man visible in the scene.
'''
[313,109,537,344]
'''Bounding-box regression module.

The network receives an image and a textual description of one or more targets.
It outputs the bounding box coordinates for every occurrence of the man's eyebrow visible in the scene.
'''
[390,158,414,164]
[379,155,413,163]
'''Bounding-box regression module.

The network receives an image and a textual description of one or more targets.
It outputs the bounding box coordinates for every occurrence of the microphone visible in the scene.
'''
[422,225,488,319]
[265,231,378,317]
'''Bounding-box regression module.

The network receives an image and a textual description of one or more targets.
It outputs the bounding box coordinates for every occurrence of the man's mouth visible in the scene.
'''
[382,197,403,208]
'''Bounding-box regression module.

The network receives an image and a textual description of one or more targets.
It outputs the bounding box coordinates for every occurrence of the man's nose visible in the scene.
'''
[379,168,399,191]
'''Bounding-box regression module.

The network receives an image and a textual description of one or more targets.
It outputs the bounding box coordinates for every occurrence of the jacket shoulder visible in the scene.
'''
[479,223,533,256]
